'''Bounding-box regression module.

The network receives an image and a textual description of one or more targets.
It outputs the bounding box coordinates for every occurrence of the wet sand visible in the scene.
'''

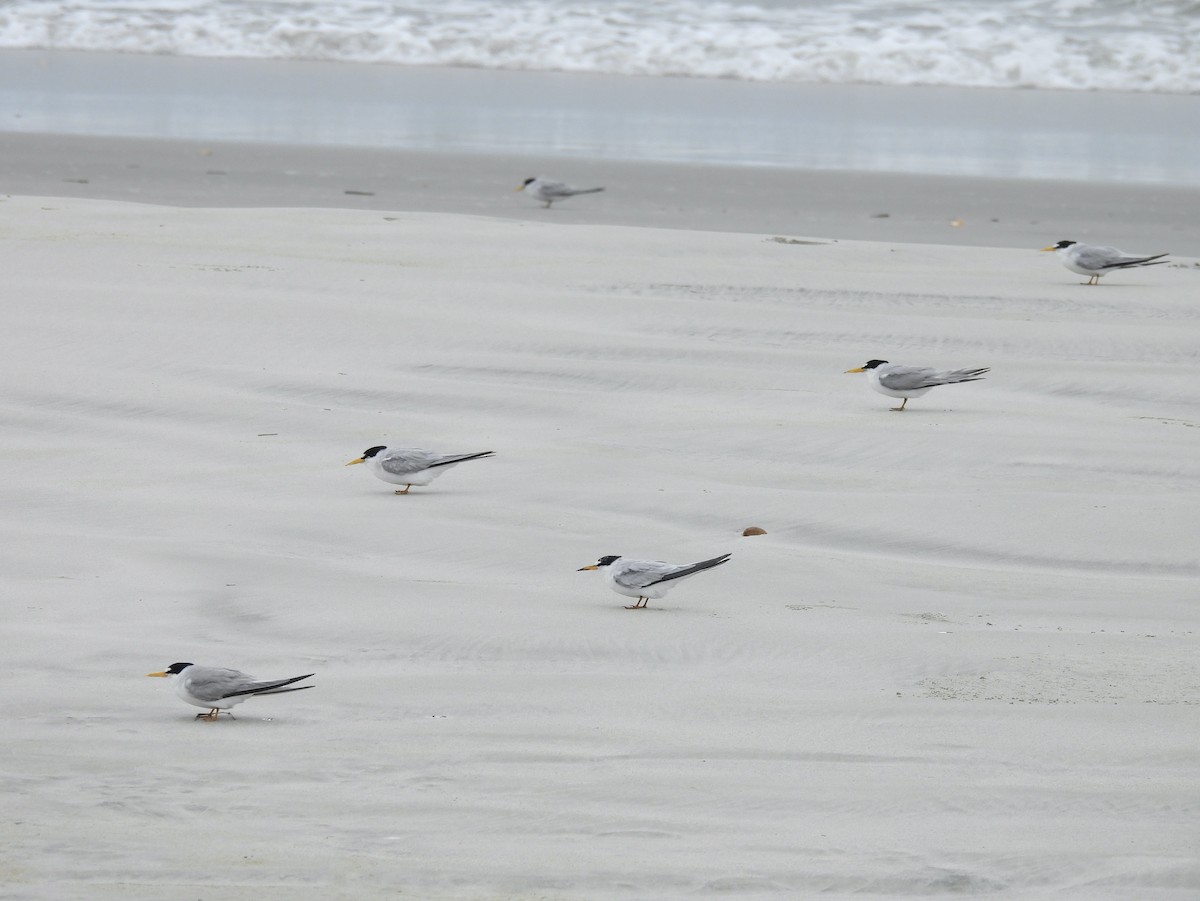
[3,130,1198,250]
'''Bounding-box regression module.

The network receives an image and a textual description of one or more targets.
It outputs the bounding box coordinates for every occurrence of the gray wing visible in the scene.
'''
[379,448,441,476]
[877,366,942,390]
[182,666,259,703]
[1072,244,1129,269]
[611,559,684,590]
[1075,244,1167,270]
[537,181,579,198]
[643,553,731,586]
[185,666,312,701]
[879,365,989,389]
[223,673,314,698]
[539,181,603,198]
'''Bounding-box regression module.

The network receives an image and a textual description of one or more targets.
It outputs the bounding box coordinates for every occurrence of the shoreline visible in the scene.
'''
[4,48,1200,186]
[4,130,1199,251]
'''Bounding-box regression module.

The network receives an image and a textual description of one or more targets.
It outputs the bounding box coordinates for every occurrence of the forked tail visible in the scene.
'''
[430,451,496,469]
[1106,252,1168,270]
[227,673,316,698]
[944,367,990,384]
[646,552,733,586]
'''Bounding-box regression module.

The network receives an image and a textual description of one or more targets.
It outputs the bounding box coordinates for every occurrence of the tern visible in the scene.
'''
[516,177,604,208]
[845,360,989,411]
[1041,240,1168,285]
[346,446,494,494]
[146,662,314,720]
[578,553,731,609]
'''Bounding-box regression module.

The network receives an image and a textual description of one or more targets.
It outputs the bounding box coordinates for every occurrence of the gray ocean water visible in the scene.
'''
[3,49,1198,185]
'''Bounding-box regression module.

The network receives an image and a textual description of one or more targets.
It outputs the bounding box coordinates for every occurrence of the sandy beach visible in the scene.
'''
[2,38,1200,901]
[3,177,1198,898]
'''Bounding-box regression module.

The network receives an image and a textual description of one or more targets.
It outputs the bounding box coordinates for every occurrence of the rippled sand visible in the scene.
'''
[3,195,1197,899]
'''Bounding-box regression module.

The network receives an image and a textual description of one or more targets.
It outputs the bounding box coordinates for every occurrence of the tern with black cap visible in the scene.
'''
[146,662,314,720]
[845,360,990,411]
[1041,240,1168,285]
[578,553,732,609]
[516,177,604,208]
[346,446,494,494]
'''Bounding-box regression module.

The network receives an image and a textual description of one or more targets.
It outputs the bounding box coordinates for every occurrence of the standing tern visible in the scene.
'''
[346,446,494,494]
[1041,240,1169,285]
[146,662,314,720]
[577,553,732,609]
[516,177,604,208]
[845,360,990,411]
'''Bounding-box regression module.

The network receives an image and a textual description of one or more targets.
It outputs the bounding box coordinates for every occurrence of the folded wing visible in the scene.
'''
[185,667,314,702]
[878,366,990,390]
[610,559,683,591]
[221,673,315,699]
[1077,245,1169,271]
[378,449,442,476]
[642,553,733,587]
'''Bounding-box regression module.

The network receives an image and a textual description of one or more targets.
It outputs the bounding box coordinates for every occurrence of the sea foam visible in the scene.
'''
[1,0,1196,94]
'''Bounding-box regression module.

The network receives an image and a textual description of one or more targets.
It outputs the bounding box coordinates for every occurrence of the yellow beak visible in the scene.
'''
[146,671,168,678]
[844,367,865,373]
[577,565,599,571]
[345,458,365,466]
[1039,245,1058,252]
[514,185,526,192]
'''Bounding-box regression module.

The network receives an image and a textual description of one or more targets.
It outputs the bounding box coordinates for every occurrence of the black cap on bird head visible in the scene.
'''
[577,555,621,571]
[578,554,624,573]
[862,360,888,369]
[361,446,386,459]
[146,661,194,678]
[1050,240,1076,249]
[522,177,536,186]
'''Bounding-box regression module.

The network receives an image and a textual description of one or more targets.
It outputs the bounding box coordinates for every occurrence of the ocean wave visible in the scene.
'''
[1,0,1197,93]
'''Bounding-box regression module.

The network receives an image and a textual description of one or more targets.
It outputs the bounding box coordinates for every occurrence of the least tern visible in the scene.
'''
[345,446,495,494]
[845,360,990,411]
[146,662,314,720]
[1041,240,1169,285]
[516,177,604,208]
[577,553,732,609]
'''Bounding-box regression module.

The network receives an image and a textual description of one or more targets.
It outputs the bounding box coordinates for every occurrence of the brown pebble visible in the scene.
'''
[742,526,767,536]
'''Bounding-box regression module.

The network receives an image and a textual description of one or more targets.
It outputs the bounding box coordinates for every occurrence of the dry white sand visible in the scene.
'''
[3,194,1198,899]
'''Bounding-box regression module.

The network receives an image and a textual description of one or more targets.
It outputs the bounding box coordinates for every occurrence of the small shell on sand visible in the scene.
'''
[742,526,767,536]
